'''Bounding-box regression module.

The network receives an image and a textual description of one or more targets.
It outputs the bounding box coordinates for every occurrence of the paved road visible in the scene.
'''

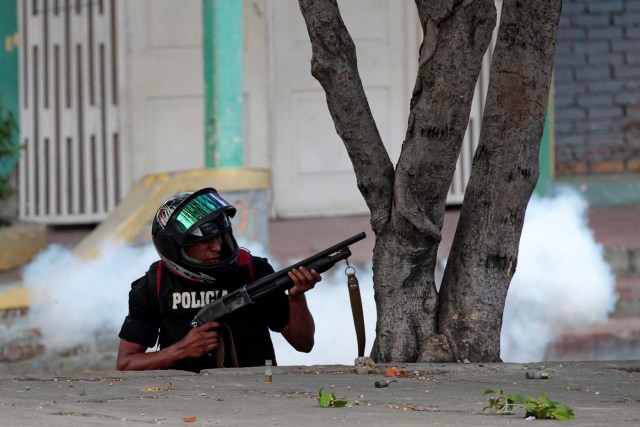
[1,361,639,426]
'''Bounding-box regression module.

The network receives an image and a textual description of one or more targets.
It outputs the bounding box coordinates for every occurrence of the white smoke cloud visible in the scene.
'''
[23,241,159,352]
[20,187,616,365]
[273,187,618,365]
[500,187,617,362]
[241,240,377,365]
[270,266,377,366]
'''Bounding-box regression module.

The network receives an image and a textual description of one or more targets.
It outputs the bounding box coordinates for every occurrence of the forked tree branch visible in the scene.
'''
[394,0,495,240]
[298,0,395,231]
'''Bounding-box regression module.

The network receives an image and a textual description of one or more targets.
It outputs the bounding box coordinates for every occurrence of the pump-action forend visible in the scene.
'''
[191,232,366,328]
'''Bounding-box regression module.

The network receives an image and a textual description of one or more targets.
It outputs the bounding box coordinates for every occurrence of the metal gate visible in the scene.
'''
[447,54,490,204]
[447,0,501,204]
[18,0,124,224]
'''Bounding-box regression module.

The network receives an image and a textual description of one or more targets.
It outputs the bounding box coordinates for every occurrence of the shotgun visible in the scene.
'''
[191,232,366,327]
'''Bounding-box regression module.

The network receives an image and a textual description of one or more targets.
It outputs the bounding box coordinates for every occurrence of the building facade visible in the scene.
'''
[3,0,634,225]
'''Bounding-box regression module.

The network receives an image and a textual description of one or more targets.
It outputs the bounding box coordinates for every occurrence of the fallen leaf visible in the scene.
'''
[183,416,197,422]
[384,366,408,377]
[384,367,399,377]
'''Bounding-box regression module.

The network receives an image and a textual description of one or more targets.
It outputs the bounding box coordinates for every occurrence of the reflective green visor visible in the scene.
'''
[165,188,234,242]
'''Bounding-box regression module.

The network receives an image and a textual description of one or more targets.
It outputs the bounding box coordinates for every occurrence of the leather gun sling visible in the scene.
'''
[347,270,366,357]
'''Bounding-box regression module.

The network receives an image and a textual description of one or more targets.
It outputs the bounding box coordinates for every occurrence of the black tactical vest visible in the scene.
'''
[147,251,278,371]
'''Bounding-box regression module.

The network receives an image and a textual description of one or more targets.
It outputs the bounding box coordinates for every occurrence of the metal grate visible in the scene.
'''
[18,0,123,224]
[447,0,502,205]
[447,0,501,204]
[447,60,489,204]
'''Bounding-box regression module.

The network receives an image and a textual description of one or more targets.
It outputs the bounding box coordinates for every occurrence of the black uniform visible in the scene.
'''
[118,255,289,372]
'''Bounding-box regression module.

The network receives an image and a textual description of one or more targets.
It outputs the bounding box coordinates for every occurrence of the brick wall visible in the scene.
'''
[554,0,640,176]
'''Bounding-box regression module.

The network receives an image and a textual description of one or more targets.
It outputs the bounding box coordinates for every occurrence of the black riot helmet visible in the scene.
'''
[151,188,239,283]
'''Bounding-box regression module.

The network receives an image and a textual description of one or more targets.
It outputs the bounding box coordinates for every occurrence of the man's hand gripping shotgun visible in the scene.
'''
[191,232,366,327]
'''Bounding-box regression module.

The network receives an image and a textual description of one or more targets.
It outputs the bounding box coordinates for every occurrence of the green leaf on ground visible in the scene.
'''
[317,388,352,408]
[484,389,575,420]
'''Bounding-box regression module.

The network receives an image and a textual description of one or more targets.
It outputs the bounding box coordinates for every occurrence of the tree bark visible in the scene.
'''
[374,0,496,362]
[299,0,495,362]
[437,0,562,362]
[298,0,561,363]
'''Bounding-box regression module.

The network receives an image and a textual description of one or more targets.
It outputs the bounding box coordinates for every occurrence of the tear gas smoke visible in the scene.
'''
[23,241,159,352]
[22,187,616,365]
[270,267,377,365]
[500,187,617,362]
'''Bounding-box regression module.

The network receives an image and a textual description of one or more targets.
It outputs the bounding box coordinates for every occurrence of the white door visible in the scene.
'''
[122,0,205,182]
[270,0,412,218]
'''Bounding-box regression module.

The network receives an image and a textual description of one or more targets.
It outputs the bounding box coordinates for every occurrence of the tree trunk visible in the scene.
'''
[298,0,561,363]
[299,0,495,363]
[437,0,562,362]
[372,0,496,362]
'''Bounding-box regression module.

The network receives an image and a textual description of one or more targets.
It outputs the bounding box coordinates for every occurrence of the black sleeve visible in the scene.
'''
[252,256,290,332]
[118,275,160,348]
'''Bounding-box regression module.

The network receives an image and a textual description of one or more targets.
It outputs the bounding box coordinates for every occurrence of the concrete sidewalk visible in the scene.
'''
[1,361,639,426]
